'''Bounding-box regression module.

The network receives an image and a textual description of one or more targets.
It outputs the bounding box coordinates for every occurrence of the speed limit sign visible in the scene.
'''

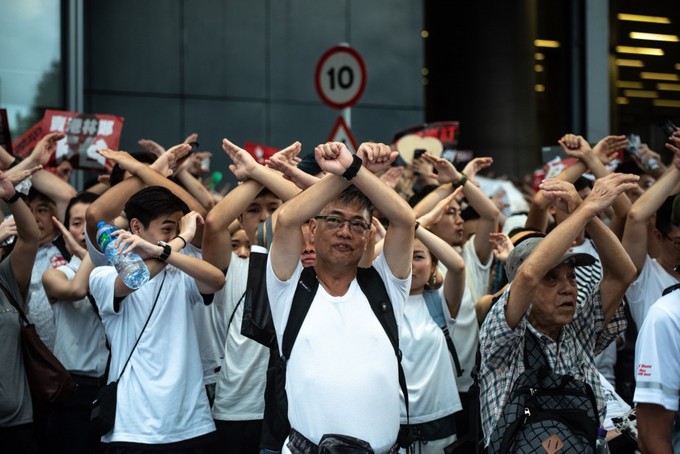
[315,45,367,110]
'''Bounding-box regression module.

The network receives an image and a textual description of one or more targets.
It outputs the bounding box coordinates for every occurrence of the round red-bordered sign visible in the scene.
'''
[315,45,367,110]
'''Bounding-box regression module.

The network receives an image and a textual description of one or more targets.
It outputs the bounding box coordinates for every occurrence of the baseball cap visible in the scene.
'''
[505,237,595,282]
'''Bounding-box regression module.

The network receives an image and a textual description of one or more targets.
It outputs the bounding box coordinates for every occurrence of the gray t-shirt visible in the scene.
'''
[0,256,33,427]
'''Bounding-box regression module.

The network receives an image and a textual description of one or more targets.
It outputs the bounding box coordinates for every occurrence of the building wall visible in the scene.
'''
[84,0,425,179]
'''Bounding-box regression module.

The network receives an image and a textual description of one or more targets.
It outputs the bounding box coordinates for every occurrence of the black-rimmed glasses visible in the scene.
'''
[315,215,370,235]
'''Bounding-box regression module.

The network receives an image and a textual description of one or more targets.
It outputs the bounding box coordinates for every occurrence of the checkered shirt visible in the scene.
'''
[478,284,627,447]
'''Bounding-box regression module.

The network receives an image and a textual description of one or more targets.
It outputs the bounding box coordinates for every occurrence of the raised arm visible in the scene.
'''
[1,172,40,295]
[623,164,680,274]
[420,153,499,261]
[43,254,95,303]
[203,179,263,273]
[506,174,635,329]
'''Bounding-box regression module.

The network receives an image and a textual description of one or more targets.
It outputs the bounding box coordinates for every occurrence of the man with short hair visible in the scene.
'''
[87,149,224,450]
[267,141,415,453]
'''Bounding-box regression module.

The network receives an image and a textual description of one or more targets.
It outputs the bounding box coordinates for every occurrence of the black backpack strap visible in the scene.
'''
[52,234,72,262]
[524,328,549,371]
[281,267,319,361]
[356,267,410,423]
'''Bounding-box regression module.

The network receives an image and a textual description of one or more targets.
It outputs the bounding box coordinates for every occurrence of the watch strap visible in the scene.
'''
[341,154,363,181]
[156,242,171,262]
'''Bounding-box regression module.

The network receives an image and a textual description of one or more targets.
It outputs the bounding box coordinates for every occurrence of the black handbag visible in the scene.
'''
[90,271,165,436]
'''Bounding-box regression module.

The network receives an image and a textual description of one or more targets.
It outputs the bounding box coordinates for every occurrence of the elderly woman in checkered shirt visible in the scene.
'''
[477,173,639,448]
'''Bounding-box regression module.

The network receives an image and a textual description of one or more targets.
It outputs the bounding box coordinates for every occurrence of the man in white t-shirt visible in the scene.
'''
[267,142,415,454]
[86,149,225,450]
[634,286,680,453]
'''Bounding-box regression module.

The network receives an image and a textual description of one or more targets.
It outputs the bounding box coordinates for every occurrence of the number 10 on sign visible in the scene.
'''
[315,45,367,110]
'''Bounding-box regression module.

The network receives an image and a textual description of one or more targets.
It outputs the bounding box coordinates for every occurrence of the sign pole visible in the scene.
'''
[343,107,351,129]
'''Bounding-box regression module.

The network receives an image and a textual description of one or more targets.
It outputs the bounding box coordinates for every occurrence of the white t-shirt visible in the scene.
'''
[442,235,493,392]
[625,255,678,328]
[89,255,214,444]
[266,253,411,454]
[600,372,631,430]
[212,251,269,421]
[399,293,462,424]
[634,289,680,412]
[52,256,108,377]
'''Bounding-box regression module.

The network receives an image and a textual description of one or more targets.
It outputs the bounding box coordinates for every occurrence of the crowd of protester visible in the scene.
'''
[1,123,680,454]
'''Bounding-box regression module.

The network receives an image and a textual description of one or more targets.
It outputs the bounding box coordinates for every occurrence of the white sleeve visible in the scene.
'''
[89,266,119,316]
[85,224,109,268]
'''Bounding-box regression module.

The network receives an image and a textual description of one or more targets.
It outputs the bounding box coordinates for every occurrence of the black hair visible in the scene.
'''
[64,192,99,228]
[27,187,56,206]
[255,187,275,199]
[573,176,593,192]
[325,186,373,221]
[109,151,157,186]
[656,196,675,235]
[123,186,190,228]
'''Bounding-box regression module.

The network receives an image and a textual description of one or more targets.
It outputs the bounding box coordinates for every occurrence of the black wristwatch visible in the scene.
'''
[156,241,172,262]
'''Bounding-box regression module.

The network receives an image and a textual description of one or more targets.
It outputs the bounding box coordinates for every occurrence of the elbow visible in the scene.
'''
[86,202,105,226]
[626,206,646,225]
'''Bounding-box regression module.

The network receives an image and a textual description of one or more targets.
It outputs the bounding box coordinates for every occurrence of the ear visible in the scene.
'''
[129,218,143,235]
[309,219,318,239]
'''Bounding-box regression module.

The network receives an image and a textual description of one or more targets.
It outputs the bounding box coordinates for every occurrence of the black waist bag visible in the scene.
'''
[487,331,599,453]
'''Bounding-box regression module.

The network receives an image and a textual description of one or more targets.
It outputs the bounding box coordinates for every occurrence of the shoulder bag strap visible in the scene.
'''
[423,290,464,377]
[356,266,410,425]
[116,270,166,381]
[524,328,549,371]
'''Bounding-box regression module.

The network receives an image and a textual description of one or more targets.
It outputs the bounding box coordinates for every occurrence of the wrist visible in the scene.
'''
[173,235,187,249]
[451,172,468,188]
[341,154,363,181]
[3,190,20,204]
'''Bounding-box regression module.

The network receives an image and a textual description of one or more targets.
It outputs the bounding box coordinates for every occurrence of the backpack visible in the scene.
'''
[487,330,599,453]
[241,255,409,451]
[422,290,464,377]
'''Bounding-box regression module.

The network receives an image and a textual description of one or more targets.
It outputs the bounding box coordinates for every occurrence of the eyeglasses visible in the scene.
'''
[662,233,680,249]
[315,215,370,235]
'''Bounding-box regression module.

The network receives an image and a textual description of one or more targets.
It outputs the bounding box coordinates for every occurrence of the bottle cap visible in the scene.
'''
[97,221,107,229]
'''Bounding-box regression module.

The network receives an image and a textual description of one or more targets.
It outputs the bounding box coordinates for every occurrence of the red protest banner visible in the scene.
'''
[12,110,124,170]
[393,121,460,150]
[243,142,279,164]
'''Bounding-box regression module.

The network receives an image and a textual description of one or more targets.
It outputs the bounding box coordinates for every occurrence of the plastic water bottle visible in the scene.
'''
[595,427,610,454]
[96,221,150,289]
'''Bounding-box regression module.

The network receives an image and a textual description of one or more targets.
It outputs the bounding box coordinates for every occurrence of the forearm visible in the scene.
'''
[416,227,464,273]
[584,155,632,220]
[413,183,452,217]
[352,166,414,228]
[165,250,224,294]
[277,174,349,227]
[249,165,302,202]
[629,166,680,221]
[534,160,588,210]
[0,146,16,170]
[462,181,500,222]
[30,170,77,221]
[175,170,215,211]
[8,198,40,291]
[86,176,144,245]
[134,165,206,217]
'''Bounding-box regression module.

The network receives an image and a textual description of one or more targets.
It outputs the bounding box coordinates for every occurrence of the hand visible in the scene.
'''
[540,178,582,214]
[137,139,166,157]
[356,142,398,174]
[183,132,198,145]
[6,165,43,186]
[419,187,463,228]
[593,135,627,165]
[420,153,461,185]
[491,189,509,213]
[379,166,405,189]
[371,216,387,244]
[558,134,593,162]
[222,138,259,180]
[633,144,663,172]
[411,155,434,176]
[314,142,353,176]
[462,157,493,181]
[177,211,203,244]
[265,141,302,172]
[109,230,160,260]
[489,232,513,263]
[51,216,86,259]
[98,149,146,176]
[667,134,680,164]
[0,218,17,245]
[177,151,211,175]
[582,173,640,214]
[0,171,16,200]
[148,143,191,176]
[30,132,65,166]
